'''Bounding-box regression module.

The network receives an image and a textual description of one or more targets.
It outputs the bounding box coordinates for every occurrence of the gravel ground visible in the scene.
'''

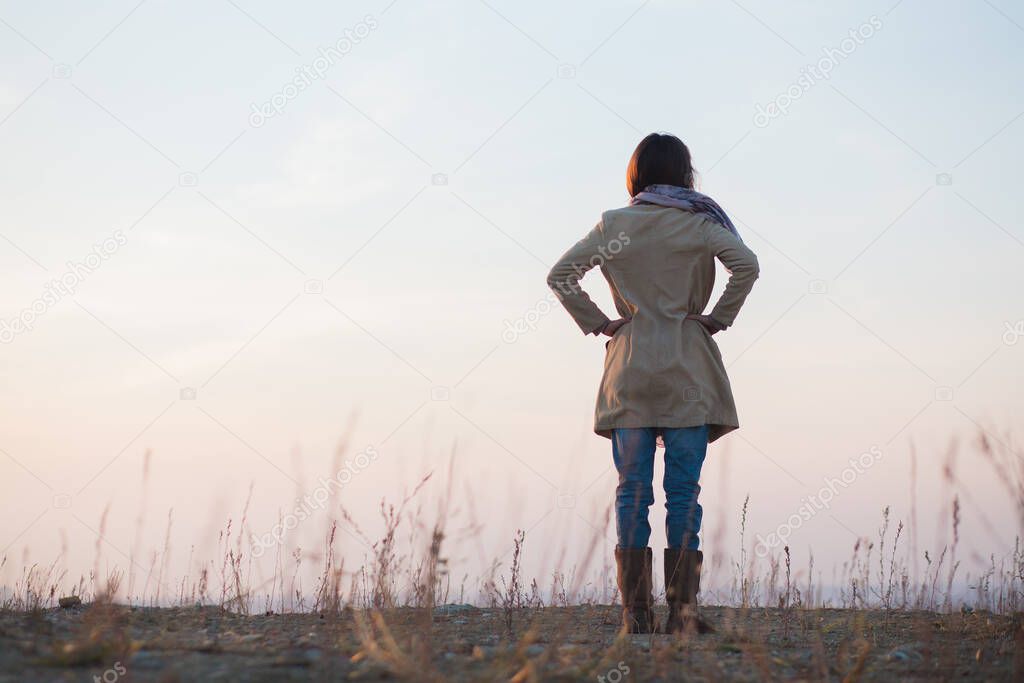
[0,603,1019,681]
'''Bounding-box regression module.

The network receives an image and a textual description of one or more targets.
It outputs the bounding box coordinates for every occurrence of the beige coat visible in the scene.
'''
[547,205,759,442]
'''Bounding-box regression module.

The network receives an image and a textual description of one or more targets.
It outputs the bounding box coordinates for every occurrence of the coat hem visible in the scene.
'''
[595,419,738,443]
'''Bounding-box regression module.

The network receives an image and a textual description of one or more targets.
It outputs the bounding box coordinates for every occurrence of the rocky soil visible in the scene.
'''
[0,603,1019,681]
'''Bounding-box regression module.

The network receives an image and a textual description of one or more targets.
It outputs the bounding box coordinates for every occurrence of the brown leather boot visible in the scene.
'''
[615,547,656,633]
[664,548,714,634]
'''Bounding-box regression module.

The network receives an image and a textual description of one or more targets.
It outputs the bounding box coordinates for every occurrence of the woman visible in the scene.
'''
[547,133,759,634]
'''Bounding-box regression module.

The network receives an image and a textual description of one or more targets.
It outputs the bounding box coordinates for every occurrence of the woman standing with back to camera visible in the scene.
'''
[547,133,759,634]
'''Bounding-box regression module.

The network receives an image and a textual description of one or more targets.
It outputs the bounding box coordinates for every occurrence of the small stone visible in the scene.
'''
[628,635,651,651]
[269,649,321,667]
[432,603,476,617]
[886,643,925,663]
[129,650,164,670]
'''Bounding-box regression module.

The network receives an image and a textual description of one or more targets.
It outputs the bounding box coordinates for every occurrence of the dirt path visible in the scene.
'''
[0,603,1018,681]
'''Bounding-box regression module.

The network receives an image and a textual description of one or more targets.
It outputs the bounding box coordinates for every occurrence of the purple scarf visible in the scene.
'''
[629,184,742,241]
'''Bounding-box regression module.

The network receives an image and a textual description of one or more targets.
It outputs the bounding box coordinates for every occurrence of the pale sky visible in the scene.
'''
[2,0,1022,603]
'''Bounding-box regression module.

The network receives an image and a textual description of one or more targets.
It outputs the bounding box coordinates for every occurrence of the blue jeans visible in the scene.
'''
[612,426,709,550]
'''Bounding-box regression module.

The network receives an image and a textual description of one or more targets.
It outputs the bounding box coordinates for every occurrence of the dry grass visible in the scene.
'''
[1,430,1022,681]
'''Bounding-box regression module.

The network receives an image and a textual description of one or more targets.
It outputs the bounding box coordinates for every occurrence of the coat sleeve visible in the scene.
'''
[546,221,613,335]
[706,222,760,328]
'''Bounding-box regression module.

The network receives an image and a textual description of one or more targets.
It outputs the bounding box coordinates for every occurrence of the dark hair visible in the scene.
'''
[626,133,695,196]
